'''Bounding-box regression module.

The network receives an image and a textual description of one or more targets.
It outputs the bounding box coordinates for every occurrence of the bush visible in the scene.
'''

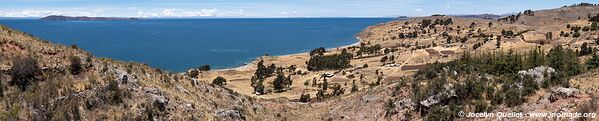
[10,57,40,91]
[107,80,123,104]
[384,99,397,118]
[70,56,83,75]
[212,76,227,86]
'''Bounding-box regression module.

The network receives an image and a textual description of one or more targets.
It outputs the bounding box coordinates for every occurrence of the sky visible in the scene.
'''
[0,0,595,18]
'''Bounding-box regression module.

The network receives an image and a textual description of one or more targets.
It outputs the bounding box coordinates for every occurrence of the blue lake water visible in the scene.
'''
[0,18,393,72]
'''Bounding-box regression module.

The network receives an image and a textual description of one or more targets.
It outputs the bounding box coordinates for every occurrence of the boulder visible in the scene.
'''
[549,87,580,102]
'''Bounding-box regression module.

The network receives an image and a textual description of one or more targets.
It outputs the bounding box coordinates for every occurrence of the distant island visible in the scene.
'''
[40,15,139,21]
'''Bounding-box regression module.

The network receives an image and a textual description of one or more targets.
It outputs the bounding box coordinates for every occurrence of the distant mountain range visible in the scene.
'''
[40,15,139,21]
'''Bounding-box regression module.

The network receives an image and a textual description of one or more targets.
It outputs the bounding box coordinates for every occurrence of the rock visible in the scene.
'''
[420,84,456,107]
[361,94,379,102]
[215,109,244,121]
[176,85,189,94]
[518,66,555,84]
[152,95,169,109]
[552,87,580,98]
[144,87,160,94]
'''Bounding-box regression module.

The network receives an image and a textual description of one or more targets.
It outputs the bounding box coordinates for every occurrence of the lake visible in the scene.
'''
[0,18,394,72]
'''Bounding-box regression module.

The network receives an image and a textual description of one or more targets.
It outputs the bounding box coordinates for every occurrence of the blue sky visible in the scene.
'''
[0,0,594,18]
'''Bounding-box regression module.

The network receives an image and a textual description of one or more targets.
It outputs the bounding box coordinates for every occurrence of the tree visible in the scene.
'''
[331,84,345,96]
[351,84,359,92]
[299,92,310,102]
[380,56,388,62]
[496,36,502,48]
[253,80,265,95]
[198,64,211,71]
[488,22,493,27]
[591,22,598,31]
[545,32,553,40]
[188,69,199,78]
[273,72,286,92]
[10,57,40,91]
[70,56,83,75]
[212,76,227,86]
[579,42,593,56]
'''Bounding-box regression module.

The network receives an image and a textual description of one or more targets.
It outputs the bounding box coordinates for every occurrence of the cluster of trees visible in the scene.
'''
[412,45,592,120]
[498,14,521,23]
[397,31,418,39]
[420,18,453,29]
[522,10,534,16]
[307,49,353,71]
[251,60,276,94]
[501,29,515,37]
[309,47,326,56]
[565,3,598,7]
[312,78,346,101]
[198,64,211,71]
[357,44,381,56]
[188,64,211,78]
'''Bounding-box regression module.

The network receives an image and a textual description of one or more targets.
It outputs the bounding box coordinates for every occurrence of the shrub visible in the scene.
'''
[10,57,40,91]
[384,99,397,118]
[212,76,227,86]
[107,79,123,104]
[70,56,83,75]
[577,94,598,121]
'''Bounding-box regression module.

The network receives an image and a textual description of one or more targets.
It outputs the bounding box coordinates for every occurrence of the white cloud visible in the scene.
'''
[414,8,423,12]
[0,7,250,18]
[444,5,451,8]
[279,11,298,15]
[0,9,101,17]
[136,9,248,18]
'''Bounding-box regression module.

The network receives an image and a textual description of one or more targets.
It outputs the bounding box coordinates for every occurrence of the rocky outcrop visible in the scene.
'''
[549,87,580,102]
[518,66,555,84]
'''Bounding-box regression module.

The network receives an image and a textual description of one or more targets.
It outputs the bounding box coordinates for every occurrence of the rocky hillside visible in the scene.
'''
[1,3,599,121]
[0,25,283,120]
